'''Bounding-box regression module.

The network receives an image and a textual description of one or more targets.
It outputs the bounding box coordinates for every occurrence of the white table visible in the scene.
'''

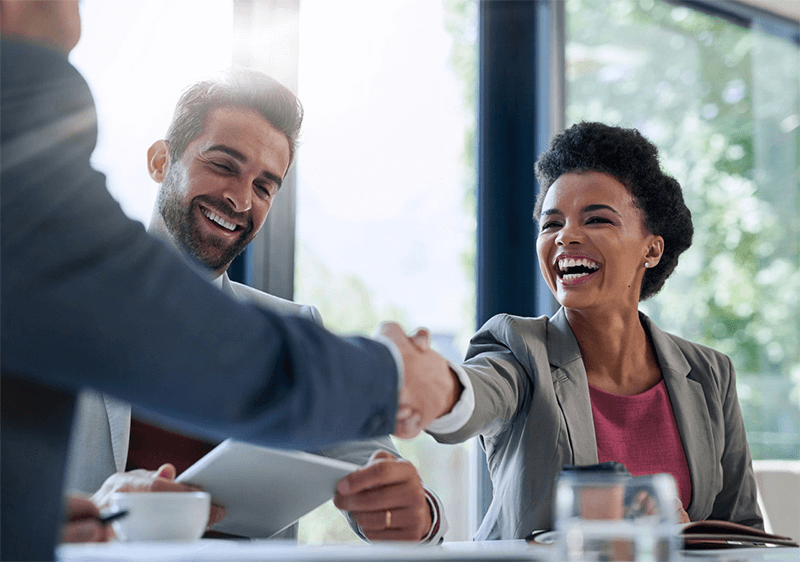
[58,539,799,562]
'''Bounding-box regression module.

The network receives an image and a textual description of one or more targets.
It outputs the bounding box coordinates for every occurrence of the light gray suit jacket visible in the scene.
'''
[64,273,411,540]
[431,307,762,539]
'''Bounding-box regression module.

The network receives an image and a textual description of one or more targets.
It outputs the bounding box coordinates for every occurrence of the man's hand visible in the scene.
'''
[377,322,462,439]
[333,451,433,542]
[62,496,114,543]
[91,463,226,527]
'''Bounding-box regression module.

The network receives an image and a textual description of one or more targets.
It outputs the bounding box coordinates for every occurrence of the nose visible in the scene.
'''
[222,181,252,213]
[555,220,584,246]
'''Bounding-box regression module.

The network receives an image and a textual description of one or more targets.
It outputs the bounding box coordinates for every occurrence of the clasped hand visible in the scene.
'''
[377,322,462,439]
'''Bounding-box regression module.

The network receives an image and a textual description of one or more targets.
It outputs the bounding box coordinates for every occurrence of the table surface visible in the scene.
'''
[57,539,800,562]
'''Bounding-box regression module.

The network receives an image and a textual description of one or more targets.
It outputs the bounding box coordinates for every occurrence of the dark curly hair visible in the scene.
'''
[533,122,693,300]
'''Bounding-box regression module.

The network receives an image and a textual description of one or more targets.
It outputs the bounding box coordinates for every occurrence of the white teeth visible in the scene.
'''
[557,257,600,272]
[202,209,236,231]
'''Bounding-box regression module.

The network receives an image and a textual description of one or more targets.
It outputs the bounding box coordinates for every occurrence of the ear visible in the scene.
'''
[645,235,665,268]
[147,140,170,183]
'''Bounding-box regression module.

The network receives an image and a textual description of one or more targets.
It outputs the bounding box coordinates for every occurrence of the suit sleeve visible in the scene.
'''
[0,42,399,449]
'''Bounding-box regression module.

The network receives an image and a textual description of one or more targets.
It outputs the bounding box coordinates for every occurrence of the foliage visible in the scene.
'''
[566,0,800,458]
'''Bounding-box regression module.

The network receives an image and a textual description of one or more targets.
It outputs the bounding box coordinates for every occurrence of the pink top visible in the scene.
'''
[589,380,692,510]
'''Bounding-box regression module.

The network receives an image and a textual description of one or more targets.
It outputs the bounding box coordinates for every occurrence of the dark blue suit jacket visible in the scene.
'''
[1,40,398,560]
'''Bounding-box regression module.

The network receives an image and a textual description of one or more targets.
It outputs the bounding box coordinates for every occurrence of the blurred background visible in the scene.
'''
[72,0,799,542]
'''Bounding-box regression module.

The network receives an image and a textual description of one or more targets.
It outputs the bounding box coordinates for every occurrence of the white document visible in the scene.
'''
[176,439,359,538]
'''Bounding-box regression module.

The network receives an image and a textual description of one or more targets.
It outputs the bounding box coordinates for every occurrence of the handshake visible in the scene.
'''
[376,322,463,439]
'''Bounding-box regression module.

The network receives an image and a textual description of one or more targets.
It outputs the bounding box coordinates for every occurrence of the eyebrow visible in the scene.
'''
[540,204,621,217]
[203,144,284,188]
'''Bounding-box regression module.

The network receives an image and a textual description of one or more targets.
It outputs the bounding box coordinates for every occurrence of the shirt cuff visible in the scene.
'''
[420,488,448,544]
[372,335,404,401]
[426,362,474,434]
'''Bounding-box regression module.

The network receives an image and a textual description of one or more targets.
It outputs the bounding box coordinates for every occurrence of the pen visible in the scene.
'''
[98,509,129,525]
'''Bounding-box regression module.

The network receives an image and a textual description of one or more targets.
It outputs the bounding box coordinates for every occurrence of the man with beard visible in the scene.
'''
[63,70,448,545]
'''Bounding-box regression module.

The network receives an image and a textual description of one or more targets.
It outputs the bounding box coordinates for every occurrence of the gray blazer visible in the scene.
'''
[431,307,762,539]
[64,273,406,539]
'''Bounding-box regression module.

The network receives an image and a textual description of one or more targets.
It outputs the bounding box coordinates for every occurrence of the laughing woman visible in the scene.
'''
[428,122,762,539]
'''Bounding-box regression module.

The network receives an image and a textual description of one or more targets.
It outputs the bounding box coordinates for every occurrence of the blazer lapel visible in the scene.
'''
[548,309,598,466]
[103,395,131,473]
[642,315,715,518]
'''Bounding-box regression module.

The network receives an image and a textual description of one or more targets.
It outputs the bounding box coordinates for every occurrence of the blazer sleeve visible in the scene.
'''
[711,355,763,528]
[430,314,536,443]
[0,41,399,449]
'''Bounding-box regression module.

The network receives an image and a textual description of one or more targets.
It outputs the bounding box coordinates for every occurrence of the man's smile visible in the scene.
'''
[201,207,238,232]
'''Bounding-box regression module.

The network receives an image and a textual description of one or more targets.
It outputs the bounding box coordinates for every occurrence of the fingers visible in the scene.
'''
[119,478,198,494]
[336,454,410,496]
[675,505,690,524]
[377,321,461,439]
[351,505,431,541]
[66,496,101,521]
[92,467,202,508]
[62,496,112,543]
[208,503,227,527]
[62,518,111,543]
[333,454,432,541]
[156,463,177,480]
[410,328,431,350]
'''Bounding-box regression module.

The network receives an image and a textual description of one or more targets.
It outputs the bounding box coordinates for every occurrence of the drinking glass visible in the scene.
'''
[554,469,680,561]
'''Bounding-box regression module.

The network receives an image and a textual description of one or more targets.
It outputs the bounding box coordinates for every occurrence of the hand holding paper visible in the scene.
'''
[334,451,433,542]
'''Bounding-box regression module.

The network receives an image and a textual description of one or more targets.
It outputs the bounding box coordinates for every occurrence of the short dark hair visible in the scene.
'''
[165,69,303,167]
[534,122,693,301]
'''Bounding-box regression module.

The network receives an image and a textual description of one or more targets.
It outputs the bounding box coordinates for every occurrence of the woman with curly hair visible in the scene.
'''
[428,122,762,539]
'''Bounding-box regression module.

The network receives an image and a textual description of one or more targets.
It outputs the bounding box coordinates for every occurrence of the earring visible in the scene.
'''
[644,262,650,268]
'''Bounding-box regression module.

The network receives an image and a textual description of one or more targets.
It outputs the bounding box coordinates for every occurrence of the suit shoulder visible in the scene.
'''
[662,329,735,391]
[475,313,548,346]
[228,281,322,324]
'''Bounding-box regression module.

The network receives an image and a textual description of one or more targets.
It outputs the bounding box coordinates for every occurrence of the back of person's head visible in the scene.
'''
[165,68,303,167]
[533,121,693,301]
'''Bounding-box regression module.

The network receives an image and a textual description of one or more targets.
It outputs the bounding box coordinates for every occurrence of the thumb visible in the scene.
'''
[368,450,398,464]
[410,328,431,350]
[156,463,177,480]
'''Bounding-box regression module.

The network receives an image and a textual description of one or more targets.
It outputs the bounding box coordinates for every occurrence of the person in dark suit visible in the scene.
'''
[427,122,762,538]
[0,2,459,559]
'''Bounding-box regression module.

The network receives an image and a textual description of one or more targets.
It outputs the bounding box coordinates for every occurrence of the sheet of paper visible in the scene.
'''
[176,439,359,538]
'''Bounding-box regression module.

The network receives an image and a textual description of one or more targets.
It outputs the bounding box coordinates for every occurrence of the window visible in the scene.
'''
[71,0,235,225]
[565,0,800,460]
[294,0,477,542]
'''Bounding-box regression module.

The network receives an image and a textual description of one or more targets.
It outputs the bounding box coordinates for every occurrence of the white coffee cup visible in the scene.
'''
[108,491,211,542]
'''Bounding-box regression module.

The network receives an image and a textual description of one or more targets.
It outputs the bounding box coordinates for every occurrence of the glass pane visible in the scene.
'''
[295,0,478,542]
[70,0,234,225]
[566,0,800,459]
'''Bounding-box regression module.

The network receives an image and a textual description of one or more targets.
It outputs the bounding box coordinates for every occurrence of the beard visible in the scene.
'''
[156,167,255,272]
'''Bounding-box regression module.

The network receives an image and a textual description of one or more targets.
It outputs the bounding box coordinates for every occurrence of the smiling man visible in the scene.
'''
[64,70,447,544]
